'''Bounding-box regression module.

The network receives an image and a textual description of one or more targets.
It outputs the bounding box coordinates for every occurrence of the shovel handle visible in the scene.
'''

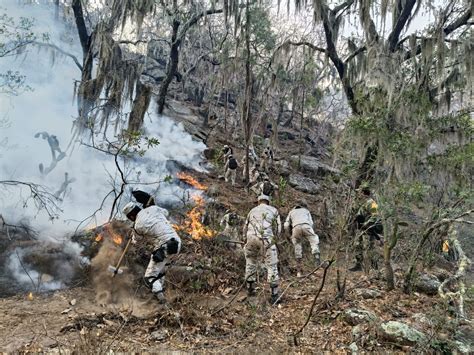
[112,237,133,277]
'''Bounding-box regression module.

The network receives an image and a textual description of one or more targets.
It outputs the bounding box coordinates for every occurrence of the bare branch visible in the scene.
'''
[32,41,82,71]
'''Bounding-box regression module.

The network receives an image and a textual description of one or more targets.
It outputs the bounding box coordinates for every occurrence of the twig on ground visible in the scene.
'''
[292,259,334,343]
[271,263,323,305]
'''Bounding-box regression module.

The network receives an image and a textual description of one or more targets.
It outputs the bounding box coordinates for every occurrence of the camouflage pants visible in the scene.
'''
[354,233,379,270]
[291,224,320,259]
[244,236,279,285]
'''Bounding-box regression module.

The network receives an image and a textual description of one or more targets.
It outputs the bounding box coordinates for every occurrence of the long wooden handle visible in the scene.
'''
[112,237,133,277]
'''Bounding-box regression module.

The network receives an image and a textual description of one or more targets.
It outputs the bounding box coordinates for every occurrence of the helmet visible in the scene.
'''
[122,202,139,215]
[258,194,270,202]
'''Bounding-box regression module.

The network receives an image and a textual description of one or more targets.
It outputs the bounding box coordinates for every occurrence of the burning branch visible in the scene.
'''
[176,172,208,190]
[174,173,216,240]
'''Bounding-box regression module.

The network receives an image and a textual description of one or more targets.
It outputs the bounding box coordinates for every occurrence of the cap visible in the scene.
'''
[258,194,270,202]
[122,202,139,215]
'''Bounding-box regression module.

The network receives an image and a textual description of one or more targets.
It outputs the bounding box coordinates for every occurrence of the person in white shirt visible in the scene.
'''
[284,200,321,276]
[122,202,181,303]
[243,195,281,304]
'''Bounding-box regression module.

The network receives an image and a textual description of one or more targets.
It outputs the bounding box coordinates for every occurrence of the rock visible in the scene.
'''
[410,313,432,327]
[150,329,168,341]
[290,155,340,176]
[206,185,220,197]
[452,340,471,354]
[274,160,291,176]
[378,321,427,346]
[414,273,441,295]
[353,288,382,299]
[70,299,77,306]
[343,309,378,326]
[288,174,320,194]
[349,342,359,354]
[278,130,296,140]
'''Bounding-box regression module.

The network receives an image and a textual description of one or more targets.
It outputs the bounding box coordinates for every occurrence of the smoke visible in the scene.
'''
[0,1,206,293]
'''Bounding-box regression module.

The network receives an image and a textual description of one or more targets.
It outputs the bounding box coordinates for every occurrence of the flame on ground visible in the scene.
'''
[27,292,33,301]
[94,224,123,245]
[174,193,216,240]
[177,172,208,190]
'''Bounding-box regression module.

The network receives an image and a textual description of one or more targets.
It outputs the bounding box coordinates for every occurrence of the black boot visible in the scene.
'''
[270,285,280,304]
[296,258,303,277]
[314,252,321,265]
[349,263,362,272]
[247,281,256,296]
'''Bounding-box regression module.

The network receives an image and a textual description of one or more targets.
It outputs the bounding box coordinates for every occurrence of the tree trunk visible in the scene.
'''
[157,19,181,114]
[55,0,60,20]
[384,222,398,290]
[128,82,152,132]
[240,0,253,184]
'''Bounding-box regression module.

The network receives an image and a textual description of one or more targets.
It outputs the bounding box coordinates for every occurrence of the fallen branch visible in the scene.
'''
[210,271,256,316]
[271,263,324,305]
[293,259,334,344]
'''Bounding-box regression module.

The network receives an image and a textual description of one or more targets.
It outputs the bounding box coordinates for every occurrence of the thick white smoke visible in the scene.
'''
[0,1,206,292]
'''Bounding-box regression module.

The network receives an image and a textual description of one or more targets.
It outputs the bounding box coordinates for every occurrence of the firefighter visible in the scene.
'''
[224,154,238,186]
[251,174,279,200]
[349,187,383,272]
[132,189,156,209]
[260,146,273,173]
[220,209,242,247]
[244,194,282,304]
[123,202,181,303]
[221,144,233,163]
[284,200,320,276]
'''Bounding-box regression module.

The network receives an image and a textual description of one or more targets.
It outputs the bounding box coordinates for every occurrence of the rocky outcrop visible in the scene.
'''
[274,160,291,176]
[163,100,209,142]
[288,174,320,194]
[378,321,427,346]
[414,273,441,295]
[342,309,378,326]
[353,288,382,299]
[290,155,340,176]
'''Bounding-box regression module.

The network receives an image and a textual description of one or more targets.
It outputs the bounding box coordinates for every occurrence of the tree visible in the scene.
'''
[284,0,472,290]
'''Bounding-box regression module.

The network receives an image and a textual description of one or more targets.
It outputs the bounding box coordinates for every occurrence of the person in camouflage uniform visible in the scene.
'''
[349,187,384,272]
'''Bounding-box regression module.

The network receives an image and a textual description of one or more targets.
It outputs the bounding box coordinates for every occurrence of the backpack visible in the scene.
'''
[228,157,238,169]
[262,181,274,196]
[228,213,239,226]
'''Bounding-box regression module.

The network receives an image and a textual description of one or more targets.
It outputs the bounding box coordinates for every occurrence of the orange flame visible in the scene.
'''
[94,224,122,245]
[105,224,123,245]
[177,172,208,191]
[174,193,216,240]
[28,292,34,301]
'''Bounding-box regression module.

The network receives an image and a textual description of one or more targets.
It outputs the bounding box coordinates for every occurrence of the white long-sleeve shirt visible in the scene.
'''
[134,206,178,249]
[245,204,281,239]
[284,207,313,230]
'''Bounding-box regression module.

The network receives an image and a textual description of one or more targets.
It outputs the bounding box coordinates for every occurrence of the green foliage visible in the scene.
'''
[0,12,41,95]
[276,176,288,207]
[119,131,160,157]
[248,5,276,53]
